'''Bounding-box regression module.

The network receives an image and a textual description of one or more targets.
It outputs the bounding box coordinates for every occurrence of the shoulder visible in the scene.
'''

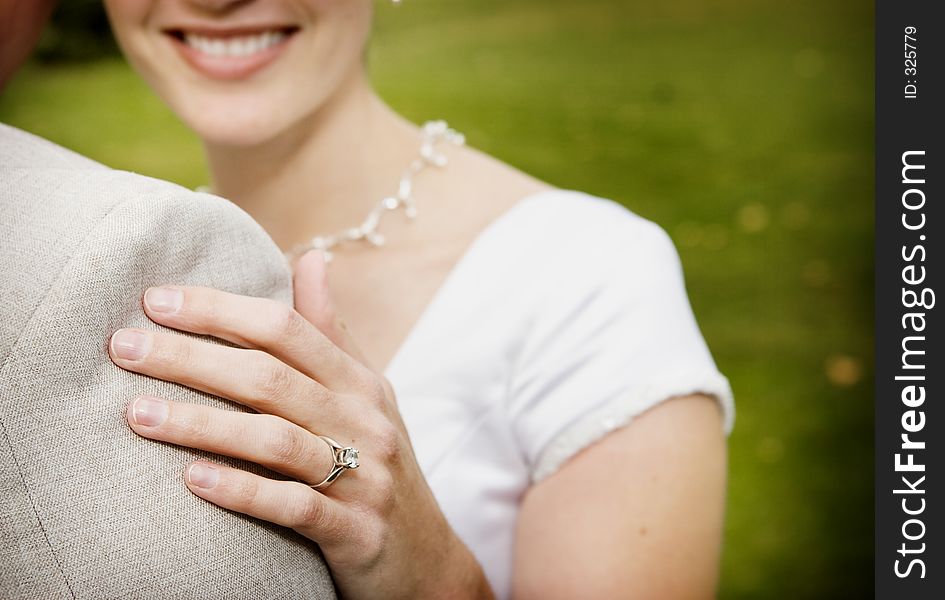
[0,137,332,599]
[86,172,270,244]
[497,191,733,481]
[1,156,289,365]
[0,122,265,250]
[0,123,104,170]
[515,189,672,252]
[0,123,261,237]
[489,189,683,299]
[487,190,692,343]
[83,176,291,298]
[1,138,268,252]
[453,188,689,347]
[58,176,291,302]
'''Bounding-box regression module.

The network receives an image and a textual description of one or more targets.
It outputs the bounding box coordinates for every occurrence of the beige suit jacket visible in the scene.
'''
[0,123,336,598]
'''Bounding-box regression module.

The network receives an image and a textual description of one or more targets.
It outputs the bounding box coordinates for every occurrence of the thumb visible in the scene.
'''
[292,250,372,367]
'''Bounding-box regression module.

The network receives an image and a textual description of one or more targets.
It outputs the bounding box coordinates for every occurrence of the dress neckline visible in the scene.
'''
[382,189,558,377]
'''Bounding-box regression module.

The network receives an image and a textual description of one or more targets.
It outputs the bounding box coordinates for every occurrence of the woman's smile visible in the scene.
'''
[105,0,372,145]
[164,25,299,80]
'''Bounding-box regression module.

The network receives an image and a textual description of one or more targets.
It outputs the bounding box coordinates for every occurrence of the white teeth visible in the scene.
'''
[183,30,286,58]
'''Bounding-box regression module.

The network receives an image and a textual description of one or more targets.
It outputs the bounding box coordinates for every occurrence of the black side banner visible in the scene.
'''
[875,1,943,597]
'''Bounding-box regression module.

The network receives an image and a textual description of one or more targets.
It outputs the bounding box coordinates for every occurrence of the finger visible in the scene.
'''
[140,285,364,392]
[126,395,335,484]
[184,461,349,546]
[109,327,340,431]
[293,250,372,368]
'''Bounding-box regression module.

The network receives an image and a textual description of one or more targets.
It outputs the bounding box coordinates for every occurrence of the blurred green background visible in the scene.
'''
[0,0,873,596]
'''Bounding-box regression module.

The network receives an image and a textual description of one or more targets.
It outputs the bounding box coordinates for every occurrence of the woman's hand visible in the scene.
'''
[108,252,492,599]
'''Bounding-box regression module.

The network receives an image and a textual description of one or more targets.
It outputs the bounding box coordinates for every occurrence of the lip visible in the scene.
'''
[164,25,298,81]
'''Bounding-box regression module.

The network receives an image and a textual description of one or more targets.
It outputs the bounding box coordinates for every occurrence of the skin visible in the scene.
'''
[0,0,56,92]
[102,0,728,597]
[111,253,490,598]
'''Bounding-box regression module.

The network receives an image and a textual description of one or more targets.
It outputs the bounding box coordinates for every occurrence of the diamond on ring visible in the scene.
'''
[311,435,360,490]
[338,447,360,469]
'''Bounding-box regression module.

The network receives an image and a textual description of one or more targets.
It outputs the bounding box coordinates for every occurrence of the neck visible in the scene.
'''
[204,71,420,252]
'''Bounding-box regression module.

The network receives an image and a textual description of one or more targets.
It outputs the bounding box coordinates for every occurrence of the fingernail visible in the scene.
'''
[144,287,183,314]
[130,396,168,427]
[187,463,219,489]
[111,329,151,361]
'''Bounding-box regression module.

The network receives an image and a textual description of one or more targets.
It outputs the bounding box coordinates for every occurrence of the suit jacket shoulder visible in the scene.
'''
[0,124,336,598]
[0,123,104,170]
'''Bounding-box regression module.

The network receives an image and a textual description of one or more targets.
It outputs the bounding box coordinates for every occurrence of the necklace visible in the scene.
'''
[285,120,465,262]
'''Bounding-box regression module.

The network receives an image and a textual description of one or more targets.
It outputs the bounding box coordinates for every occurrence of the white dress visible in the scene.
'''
[383,189,734,599]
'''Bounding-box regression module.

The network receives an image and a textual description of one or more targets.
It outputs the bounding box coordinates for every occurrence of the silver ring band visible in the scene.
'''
[311,435,360,489]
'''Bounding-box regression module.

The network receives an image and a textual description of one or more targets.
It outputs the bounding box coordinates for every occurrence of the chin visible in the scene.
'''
[190,115,285,148]
[174,91,299,148]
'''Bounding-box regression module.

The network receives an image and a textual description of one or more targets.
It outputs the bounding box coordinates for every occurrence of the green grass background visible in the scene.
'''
[0,0,874,596]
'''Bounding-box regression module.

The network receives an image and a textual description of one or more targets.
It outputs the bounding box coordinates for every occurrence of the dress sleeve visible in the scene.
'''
[506,197,734,483]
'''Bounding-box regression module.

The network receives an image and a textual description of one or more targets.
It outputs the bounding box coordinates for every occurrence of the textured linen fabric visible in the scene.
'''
[0,124,336,599]
[385,190,734,599]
